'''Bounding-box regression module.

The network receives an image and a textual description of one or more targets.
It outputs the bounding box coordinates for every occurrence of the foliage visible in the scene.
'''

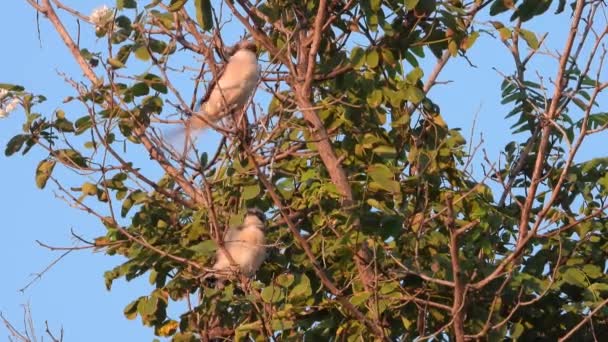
[5,0,608,340]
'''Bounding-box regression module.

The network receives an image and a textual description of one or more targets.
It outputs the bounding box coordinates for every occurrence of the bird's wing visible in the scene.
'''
[196,62,226,110]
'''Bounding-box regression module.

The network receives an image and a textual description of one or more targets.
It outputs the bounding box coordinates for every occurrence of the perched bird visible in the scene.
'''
[212,208,267,278]
[190,40,260,131]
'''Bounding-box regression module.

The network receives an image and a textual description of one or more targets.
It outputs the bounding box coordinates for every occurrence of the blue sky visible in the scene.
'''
[0,1,604,341]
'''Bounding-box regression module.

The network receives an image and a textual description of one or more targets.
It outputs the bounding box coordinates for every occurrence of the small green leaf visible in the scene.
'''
[54,118,75,132]
[142,73,168,94]
[276,273,295,287]
[156,320,178,337]
[405,0,419,10]
[107,57,125,69]
[195,0,213,31]
[373,145,397,157]
[261,285,284,303]
[582,264,603,279]
[0,83,25,91]
[123,298,141,320]
[406,67,423,84]
[168,0,188,12]
[490,0,516,16]
[270,319,294,331]
[134,46,150,61]
[189,240,217,257]
[288,274,312,300]
[35,159,56,189]
[75,116,92,135]
[117,0,137,9]
[404,85,425,104]
[462,31,480,50]
[562,268,588,287]
[131,83,150,97]
[368,164,393,181]
[366,49,379,68]
[367,89,383,108]
[53,149,88,168]
[498,27,511,41]
[368,164,400,193]
[242,183,261,200]
[5,134,29,156]
[350,47,365,68]
[519,29,539,49]
[81,182,98,196]
[511,322,524,339]
[350,292,371,306]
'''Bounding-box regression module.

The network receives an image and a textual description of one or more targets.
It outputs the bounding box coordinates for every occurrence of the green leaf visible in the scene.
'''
[35,159,56,189]
[512,0,551,22]
[189,240,217,257]
[519,29,539,49]
[373,145,397,157]
[276,273,295,287]
[405,0,420,10]
[490,0,516,16]
[117,0,137,9]
[368,164,393,181]
[81,182,98,196]
[366,49,379,68]
[142,73,168,94]
[368,164,401,193]
[54,117,75,132]
[107,57,125,69]
[367,89,383,108]
[350,292,371,306]
[498,27,511,41]
[406,67,423,84]
[270,319,294,331]
[350,47,365,68]
[511,322,524,339]
[156,320,178,337]
[130,83,149,97]
[261,285,284,303]
[0,83,25,91]
[404,85,425,104]
[555,0,566,14]
[168,0,188,12]
[562,268,588,287]
[242,183,261,200]
[75,116,92,135]
[195,0,213,31]
[123,298,141,320]
[582,264,603,279]
[288,274,312,301]
[5,134,29,156]
[134,46,150,61]
[53,149,88,168]
[462,31,480,50]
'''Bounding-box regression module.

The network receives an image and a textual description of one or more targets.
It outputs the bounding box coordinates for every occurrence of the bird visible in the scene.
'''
[189,40,260,131]
[211,207,267,278]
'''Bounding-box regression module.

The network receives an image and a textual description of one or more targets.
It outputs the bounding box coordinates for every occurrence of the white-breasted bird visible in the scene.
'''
[212,208,267,278]
[190,40,260,131]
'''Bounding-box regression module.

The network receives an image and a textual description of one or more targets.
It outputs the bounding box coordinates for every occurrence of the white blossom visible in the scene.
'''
[5,98,19,112]
[90,5,113,29]
[0,97,19,119]
[0,89,8,100]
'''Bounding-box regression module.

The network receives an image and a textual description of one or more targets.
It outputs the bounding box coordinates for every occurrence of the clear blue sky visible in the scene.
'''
[0,1,602,341]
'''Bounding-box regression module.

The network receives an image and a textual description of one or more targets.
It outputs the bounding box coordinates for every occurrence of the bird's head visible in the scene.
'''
[235,40,258,54]
[245,207,266,228]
